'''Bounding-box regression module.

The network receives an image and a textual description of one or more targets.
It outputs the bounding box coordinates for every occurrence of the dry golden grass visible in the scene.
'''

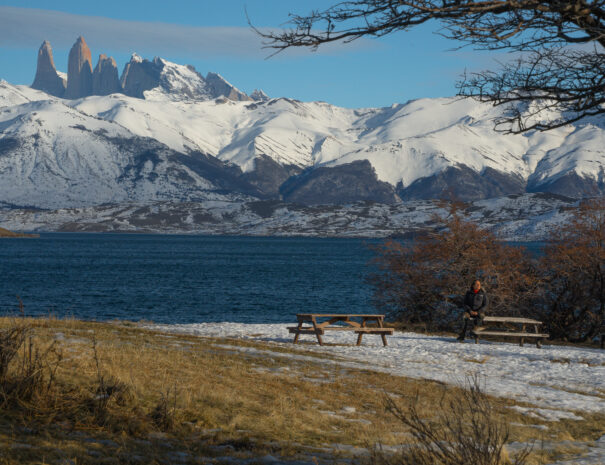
[0,316,602,464]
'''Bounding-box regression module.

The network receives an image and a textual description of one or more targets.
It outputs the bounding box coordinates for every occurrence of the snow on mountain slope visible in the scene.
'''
[141,57,214,102]
[119,55,252,103]
[69,86,601,191]
[528,122,605,184]
[1,79,604,207]
[0,80,46,106]
[0,86,261,208]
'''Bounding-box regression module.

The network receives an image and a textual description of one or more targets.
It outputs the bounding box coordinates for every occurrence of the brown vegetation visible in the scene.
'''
[538,198,605,343]
[368,204,539,331]
[1,316,599,464]
[371,377,531,465]
[369,199,605,344]
[0,227,38,238]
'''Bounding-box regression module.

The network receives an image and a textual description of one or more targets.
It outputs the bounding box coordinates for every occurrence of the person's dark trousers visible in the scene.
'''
[458,312,485,340]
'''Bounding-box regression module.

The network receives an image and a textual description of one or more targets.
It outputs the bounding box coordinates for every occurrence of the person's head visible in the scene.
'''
[472,280,481,291]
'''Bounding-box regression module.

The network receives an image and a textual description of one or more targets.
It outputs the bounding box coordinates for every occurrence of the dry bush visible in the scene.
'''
[0,317,63,410]
[371,377,532,465]
[0,323,28,379]
[369,205,540,330]
[150,385,178,431]
[537,198,605,343]
[88,335,133,425]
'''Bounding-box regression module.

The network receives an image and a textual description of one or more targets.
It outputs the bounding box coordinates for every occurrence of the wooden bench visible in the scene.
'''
[470,316,549,348]
[288,314,394,346]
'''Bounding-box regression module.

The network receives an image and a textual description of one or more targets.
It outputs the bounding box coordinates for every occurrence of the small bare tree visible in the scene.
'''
[372,377,532,465]
[256,1,605,133]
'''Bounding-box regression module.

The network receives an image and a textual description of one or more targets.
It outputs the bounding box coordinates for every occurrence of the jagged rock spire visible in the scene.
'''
[92,54,121,95]
[65,36,93,99]
[250,89,269,102]
[31,40,66,97]
[205,72,251,101]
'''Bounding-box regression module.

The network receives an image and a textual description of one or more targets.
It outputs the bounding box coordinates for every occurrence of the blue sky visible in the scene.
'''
[0,0,503,108]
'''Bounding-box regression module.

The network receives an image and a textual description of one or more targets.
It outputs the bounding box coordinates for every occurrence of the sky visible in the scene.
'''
[0,0,505,108]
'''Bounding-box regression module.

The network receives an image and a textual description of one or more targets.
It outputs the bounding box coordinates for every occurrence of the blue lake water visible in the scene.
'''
[0,234,543,324]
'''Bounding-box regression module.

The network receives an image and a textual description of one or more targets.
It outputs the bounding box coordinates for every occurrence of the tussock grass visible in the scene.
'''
[0,316,602,464]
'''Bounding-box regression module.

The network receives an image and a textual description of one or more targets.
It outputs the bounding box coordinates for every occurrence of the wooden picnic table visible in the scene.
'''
[471,316,549,348]
[288,313,394,346]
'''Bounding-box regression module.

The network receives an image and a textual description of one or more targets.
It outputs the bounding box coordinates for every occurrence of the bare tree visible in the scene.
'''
[256,1,605,133]
[538,197,605,342]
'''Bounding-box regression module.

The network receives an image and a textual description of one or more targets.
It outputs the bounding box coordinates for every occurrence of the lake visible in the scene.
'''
[0,234,543,324]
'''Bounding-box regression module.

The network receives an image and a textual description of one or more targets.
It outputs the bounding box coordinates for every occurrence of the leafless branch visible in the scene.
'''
[255,1,605,133]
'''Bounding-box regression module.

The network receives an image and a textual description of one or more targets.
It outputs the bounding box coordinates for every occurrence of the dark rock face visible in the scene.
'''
[65,36,93,99]
[120,55,163,98]
[206,72,251,101]
[399,165,526,201]
[92,54,121,95]
[31,41,66,97]
[528,171,605,198]
[88,133,265,200]
[240,155,302,198]
[280,160,399,205]
[170,152,264,198]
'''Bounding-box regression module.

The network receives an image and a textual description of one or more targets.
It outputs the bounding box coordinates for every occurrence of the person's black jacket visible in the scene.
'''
[464,288,488,314]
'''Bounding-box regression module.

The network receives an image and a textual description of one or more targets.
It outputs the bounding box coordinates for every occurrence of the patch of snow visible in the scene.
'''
[549,435,605,465]
[509,406,584,421]
[147,322,605,417]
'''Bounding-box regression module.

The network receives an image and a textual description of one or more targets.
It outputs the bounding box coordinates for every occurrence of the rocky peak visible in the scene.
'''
[120,53,164,99]
[206,72,251,102]
[31,40,66,97]
[65,36,93,99]
[29,37,258,103]
[250,89,270,102]
[92,54,121,96]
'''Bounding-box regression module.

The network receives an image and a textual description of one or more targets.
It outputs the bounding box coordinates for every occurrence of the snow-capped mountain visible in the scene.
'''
[120,54,251,102]
[0,83,264,208]
[69,85,605,200]
[1,42,605,211]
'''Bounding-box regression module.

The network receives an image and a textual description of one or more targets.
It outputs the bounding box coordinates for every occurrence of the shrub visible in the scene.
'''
[537,198,605,342]
[0,317,63,410]
[371,377,531,465]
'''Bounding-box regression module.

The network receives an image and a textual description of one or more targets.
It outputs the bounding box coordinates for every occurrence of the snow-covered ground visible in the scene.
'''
[0,193,576,240]
[148,322,605,419]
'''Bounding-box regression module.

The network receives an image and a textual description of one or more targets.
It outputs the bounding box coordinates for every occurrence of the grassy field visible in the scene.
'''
[0,317,603,464]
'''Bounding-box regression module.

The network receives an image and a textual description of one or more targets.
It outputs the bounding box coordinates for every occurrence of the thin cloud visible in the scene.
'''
[0,6,373,59]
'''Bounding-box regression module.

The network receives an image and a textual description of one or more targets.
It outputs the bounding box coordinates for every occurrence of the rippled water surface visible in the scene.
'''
[0,234,544,324]
[1,234,381,323]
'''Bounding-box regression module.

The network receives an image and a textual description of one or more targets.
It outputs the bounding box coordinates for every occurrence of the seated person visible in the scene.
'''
[457,279,488,342]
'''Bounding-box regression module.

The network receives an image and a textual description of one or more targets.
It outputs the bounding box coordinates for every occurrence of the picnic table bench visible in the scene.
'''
[471,316,549,348]
[288,314,394,346]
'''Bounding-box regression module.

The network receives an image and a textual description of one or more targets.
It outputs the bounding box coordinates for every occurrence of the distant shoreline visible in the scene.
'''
[0,227,39,238]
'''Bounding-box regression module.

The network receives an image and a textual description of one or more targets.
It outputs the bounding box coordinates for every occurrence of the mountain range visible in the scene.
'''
[0,36,604,234]
[31,37,258,102]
